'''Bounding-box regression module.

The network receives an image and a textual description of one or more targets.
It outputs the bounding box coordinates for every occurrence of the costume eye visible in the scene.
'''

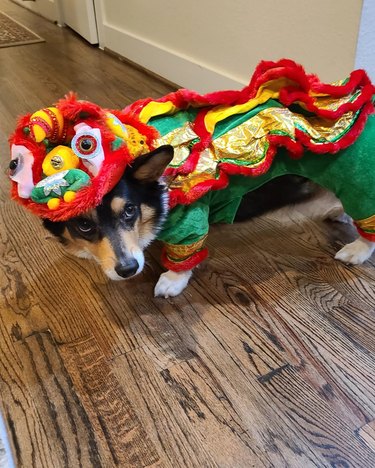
[9,156,22,178]
[123,203,136,219]
[72,133,99,159]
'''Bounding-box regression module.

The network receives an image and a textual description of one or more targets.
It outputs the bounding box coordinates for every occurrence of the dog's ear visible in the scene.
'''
[129,145,174,183]
[42,218,65,237]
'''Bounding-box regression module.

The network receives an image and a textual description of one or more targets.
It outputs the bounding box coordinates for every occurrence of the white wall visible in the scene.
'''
[95,0,363,92]
[355,0,375,82]
[11,0,63,24]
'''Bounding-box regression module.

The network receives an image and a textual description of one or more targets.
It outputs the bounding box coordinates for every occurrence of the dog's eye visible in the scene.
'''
[123,204,136,219]
[76,219,96,234]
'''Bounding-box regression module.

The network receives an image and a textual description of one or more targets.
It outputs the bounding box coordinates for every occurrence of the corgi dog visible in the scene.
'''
[9,60,375,297]
[41,159,315,292]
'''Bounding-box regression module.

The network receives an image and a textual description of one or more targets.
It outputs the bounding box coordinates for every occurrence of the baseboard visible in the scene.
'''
[104,47,180,90]
[100,23,246,93]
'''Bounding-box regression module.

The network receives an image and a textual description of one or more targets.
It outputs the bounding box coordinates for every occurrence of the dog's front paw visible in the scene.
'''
[154,270,192,298]
[335,237,375,265]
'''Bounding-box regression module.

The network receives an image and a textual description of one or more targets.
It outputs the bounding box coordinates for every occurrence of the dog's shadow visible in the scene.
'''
[31,210,365,367]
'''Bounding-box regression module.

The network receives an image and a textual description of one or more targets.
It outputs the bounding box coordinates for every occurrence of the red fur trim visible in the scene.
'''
[9,119,47,181]
[57,92,104,121]
[355,225,375,242]
[127,59,375,124]
[161,246,208,271]
[168,172,230,208]
[221,145,278,178]
[279,83,374,119]
[267,134,304,159]
[167,96,374,209]
[10,134,133,221]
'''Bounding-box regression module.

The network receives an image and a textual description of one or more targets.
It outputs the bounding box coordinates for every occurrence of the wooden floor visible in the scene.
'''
[1,1,375,466]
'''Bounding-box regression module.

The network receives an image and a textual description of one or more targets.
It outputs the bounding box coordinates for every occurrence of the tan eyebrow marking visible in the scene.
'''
[111,197,126,215]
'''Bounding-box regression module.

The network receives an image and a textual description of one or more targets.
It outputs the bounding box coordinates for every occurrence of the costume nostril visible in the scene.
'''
[114,259,139,278]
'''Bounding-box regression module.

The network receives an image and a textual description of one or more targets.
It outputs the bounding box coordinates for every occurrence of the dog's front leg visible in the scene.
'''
[335,237,375,265]
[154,270,193,298]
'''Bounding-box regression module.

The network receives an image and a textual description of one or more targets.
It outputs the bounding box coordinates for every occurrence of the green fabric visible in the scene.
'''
[157,114,375,246]
[149,99,282,140]
[157,200,210,245]
[149,108,199,137]
[31,169,90,203]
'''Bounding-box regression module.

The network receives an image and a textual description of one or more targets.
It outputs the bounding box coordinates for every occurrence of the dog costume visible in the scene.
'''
[8,59,375,271]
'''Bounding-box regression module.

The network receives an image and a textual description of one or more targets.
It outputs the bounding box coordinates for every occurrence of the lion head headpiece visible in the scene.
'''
[8,93,158,221]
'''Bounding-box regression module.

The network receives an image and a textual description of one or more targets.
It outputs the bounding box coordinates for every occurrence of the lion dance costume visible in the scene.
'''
[8,59,375,271]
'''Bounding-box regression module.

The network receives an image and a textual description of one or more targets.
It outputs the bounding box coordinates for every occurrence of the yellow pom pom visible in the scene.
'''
[47,198,60,210]
[30,107,65,143]
[63,191,76,203]
[42,146,79,176]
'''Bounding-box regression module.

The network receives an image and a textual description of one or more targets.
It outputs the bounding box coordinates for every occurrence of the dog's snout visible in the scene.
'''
[115,258,139,278]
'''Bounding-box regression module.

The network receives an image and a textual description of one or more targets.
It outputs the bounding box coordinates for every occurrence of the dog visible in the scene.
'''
[42,163,316,291]
[9,60,375,297]
[40,142,375,298]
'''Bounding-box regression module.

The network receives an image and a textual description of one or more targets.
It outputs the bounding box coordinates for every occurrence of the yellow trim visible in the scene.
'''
[204,78,292,134]
[355,213,375,231]
[164,235,208,260]
[139,101,177,123]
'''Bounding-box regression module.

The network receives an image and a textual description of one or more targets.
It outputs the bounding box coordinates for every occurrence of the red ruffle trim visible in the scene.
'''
[354,225,375,242]
[127,59,375,209]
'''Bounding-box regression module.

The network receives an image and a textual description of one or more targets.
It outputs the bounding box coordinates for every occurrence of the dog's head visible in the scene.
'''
[43,145,173,280]
[9,94,175,279]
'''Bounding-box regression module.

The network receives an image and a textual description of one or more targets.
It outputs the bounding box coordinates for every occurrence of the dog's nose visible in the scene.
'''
[115,259,139,278]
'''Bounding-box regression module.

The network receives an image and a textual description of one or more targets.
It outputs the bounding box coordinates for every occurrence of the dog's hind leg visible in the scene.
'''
[335,237,375,265]
[154,270,193,298]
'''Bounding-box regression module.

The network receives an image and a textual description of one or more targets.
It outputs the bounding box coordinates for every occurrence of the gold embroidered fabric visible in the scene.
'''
[156,122,199,167]
[355,213,375,231]
[162,106,357,193]
[164,235,208,260]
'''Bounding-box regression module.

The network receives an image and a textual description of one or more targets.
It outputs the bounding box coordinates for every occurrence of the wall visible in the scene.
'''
[95,0,363,92]
[355,0,375,81]
[11,0,62,24]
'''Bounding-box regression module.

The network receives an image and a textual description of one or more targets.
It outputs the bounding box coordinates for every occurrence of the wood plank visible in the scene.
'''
[260,365,375,467]
[0,330,162,467]
[0,331,113,467]
[113,348,280,468]
[114,343,375,467]
[0,0,375,466]
[358,420,375,453]
[0,201,137,353]
[59,336,161,467]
